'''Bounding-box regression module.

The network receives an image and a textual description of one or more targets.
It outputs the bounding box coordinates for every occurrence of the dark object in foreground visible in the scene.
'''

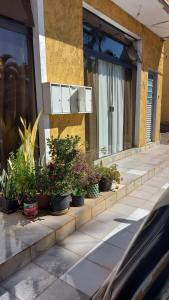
[93,189,169,300]
[50,194,71,215]
[72,195,84,207]
[99,179,112,192]
[1,197,18,214]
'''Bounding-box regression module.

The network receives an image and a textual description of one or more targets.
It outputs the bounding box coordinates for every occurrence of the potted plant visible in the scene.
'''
[96,165,121,192]
[48,162,72,215]
[9,113,41,217]
[0,168,18,213]
[35,164,50,209]
[72,154,89,206]
[86,166,101,198]
[47,135,81,215]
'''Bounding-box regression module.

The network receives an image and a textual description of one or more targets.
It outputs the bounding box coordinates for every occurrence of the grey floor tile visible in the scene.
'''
[106,229,135,250]
[0,287,17,300]
[36,214,74,230]
[119,196,146,208]
[2,263,56,300]
[36,279,89,300]
[59,231,99,256]
[61,259,110,297]
[10,222,53,246]
[79,219,117,240]
[0,233,27,264]
[129,189,151,199]
[95,209,126,226]
[34,245,80,277]
[87,242,124,270]
[110,203,136,216]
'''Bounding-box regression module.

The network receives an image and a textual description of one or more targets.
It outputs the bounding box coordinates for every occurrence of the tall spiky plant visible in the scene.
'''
[18,112,41,170]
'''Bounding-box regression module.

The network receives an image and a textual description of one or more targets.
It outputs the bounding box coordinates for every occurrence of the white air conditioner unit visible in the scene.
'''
[42,82,93,114]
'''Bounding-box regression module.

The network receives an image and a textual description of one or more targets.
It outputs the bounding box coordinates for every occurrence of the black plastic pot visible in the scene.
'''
[50,194,71,215]
[99,179,112,192]
[1,197,19,213]
[72,195,84,207]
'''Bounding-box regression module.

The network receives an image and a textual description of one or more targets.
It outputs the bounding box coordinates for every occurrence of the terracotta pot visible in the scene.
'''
[36,194,49,209]
[23,201,38,218]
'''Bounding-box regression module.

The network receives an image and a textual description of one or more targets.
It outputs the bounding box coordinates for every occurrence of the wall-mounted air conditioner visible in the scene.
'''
[42,82,93,114]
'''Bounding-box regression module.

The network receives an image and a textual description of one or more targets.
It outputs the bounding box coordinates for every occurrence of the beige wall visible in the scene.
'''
[43,0,164,149]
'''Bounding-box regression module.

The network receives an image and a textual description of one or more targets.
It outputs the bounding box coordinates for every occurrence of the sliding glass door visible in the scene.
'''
[85,57,135,159]
[83,10,137,160]
[98,60,125,157]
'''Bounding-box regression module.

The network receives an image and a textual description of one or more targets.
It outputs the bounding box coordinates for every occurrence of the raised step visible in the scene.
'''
[0,144,169,281]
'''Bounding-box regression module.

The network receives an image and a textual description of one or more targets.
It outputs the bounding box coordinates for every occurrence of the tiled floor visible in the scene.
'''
[1,145,169,299]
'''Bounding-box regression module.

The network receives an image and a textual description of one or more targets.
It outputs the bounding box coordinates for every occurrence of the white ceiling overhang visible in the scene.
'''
[112,0,169,39]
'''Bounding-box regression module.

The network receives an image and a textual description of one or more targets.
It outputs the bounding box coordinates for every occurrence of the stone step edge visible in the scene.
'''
[0,160,168,281]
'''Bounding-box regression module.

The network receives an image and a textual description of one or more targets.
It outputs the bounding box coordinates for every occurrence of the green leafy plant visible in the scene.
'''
[47,135,81,197]
[72,154,89,197]
[86,165,101,186]
[5,113,41,203]
[0,168,15,199]
[96,165,121,184]
[47,135,80,164]
[47,162,74,196]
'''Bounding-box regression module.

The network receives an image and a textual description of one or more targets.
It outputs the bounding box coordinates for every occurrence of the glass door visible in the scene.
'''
[98,59,125,157]
[0,19,36,170]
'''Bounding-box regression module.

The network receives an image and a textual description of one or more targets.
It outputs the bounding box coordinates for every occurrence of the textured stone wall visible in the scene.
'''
[161,41,169,124]
[43,0,164,149]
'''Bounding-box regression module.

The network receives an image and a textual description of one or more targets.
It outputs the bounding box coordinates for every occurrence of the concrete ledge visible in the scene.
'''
[1,145,169,281]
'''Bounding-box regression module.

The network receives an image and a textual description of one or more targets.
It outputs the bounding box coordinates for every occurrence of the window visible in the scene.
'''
[0,18,36,170]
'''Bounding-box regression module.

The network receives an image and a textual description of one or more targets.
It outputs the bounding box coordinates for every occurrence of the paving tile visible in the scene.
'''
[36,214,74,230]
[61,259,110,297]
[0,286,17,300]
[59,231,99,256]
[2,263,56,300]
[79,219,115,240]
[34,245,80,277]
[0,248,31,281]
[105,193,117,209]
[68,206,92,229]
[110,203,136,216]
[92,200,106,217]
[95,210,122,227]
[0,213,29,233]
[119,196,147,208]
[106,229,135,250]
[35,279,89,300]
[9,222,53,246]
[0,233,27,265]
[30,232,56,260]
[55,219,75,242]
[87,242,124,270]
[129,190,154,201]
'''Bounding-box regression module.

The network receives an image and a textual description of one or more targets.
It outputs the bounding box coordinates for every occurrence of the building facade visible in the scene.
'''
[0,0,167,169]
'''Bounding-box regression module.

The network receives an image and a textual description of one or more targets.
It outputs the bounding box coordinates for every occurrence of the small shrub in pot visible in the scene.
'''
[86,166,101,198]
[0,168,18,213]
[96,165,121,192]
[72,154,89,206]
[35,164,50,209]
[47,135,81,215]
